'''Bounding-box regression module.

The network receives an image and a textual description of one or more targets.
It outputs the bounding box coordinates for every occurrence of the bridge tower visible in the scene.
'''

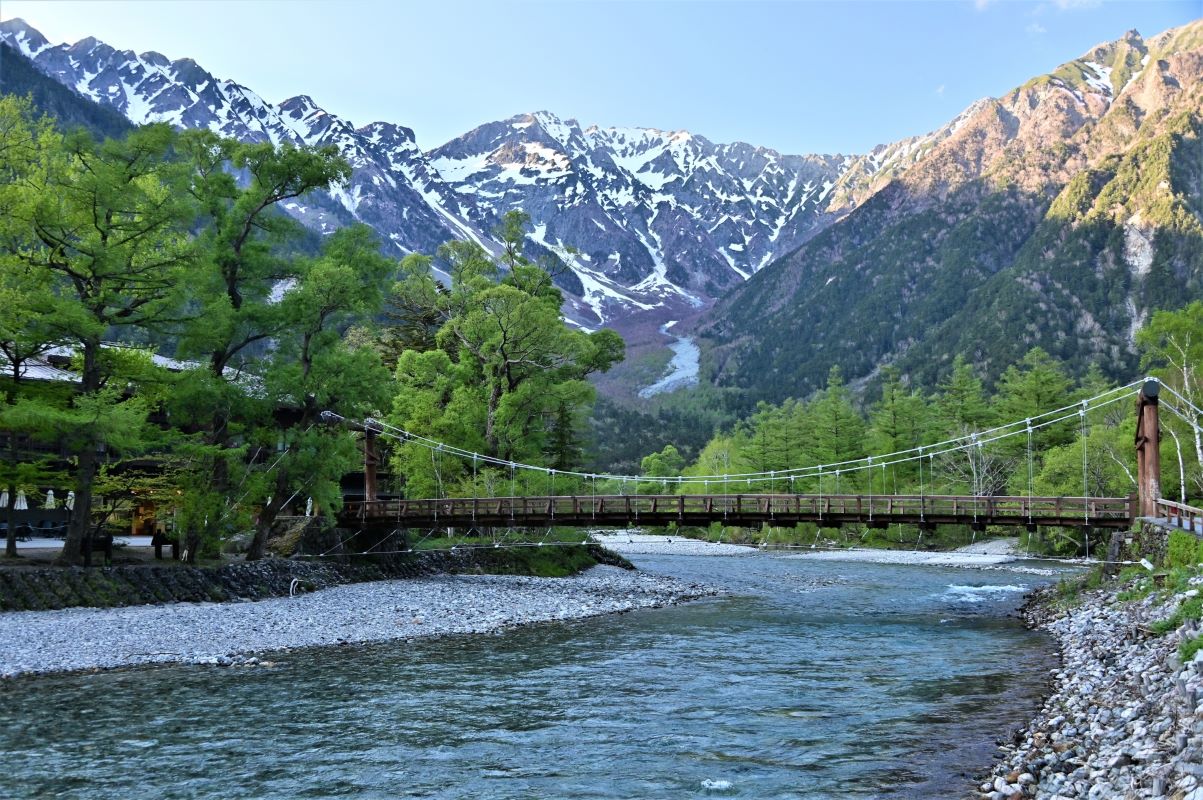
[363,420,382,502]
[1135,379,1161,518]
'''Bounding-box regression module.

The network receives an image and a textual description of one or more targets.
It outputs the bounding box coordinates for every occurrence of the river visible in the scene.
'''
[0,553,1067,799]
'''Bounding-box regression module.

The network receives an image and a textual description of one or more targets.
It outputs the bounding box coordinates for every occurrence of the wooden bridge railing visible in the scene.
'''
[1155,498,1203,537]
[339,493,1134,530]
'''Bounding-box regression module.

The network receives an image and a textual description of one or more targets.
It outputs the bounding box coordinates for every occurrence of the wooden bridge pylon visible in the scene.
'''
[1135,379,1161,519]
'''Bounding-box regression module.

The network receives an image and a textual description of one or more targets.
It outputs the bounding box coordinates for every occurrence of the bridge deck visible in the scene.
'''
[339,494,1133,531]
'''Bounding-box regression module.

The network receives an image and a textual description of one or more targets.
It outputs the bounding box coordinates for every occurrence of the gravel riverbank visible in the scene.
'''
[590,531,758,556]
[0,566,716,679]
[979,575,1203,799]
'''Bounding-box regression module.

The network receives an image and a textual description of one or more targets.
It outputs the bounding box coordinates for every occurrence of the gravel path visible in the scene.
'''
[0,566,715,679]
[979,576,1203,799]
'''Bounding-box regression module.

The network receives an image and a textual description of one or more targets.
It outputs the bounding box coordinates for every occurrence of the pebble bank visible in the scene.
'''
[980,575,1203,800]
[0,566,715,679]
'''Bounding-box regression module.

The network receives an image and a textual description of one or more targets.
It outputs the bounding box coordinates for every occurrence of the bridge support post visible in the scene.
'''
[1135,380,1161,519]
[363,421,381,502]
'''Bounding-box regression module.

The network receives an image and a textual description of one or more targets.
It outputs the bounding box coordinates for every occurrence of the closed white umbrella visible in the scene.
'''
[44,490,56,510]
[65,491,75,511]
[14,490,27,511]
[305,497,313,517]
[0,490,7,508]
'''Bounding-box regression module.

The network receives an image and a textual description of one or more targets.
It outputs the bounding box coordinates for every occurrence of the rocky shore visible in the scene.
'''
[0,566,716,679]
[979,573,1203,799]
[591,531,758,556]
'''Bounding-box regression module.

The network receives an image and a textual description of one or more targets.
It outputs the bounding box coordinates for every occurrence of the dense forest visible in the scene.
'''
[0,96,621,565]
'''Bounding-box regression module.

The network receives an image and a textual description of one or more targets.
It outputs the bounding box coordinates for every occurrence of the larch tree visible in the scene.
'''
[0,97,66,557]
[867,367,931,490]
[174,131,351,558]
[246,225,395,560]
[5,118,195,565]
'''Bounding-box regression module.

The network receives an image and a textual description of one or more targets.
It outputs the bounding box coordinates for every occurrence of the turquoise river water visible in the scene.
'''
[0,553,1071,799]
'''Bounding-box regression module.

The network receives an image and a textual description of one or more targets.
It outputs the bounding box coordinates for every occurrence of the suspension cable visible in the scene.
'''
[328,381,1143,487]
[315,382,1140,493]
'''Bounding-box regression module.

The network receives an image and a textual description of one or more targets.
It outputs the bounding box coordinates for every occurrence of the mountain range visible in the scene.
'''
[1,17,874,329]
[2,17,1200,414]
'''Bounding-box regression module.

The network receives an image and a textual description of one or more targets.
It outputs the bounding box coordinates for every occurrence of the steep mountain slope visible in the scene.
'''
[0,17,859,329]
[429,113,848,309]
[698,22,1203,404]
[0,45,132,138]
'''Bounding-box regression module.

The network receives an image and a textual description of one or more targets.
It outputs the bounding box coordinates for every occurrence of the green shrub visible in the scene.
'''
[1181,633,1203,663]
[1151,595,1203,635]
[1166,531,1203,570]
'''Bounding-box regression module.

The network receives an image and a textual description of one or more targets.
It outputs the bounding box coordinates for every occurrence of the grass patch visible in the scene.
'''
[404,529,604,578]
[1167,530,1203,570]
[1181,633,1203,662]
[1053,565,1107,607]
[412,528,590,552]
[1150,594,1203,636]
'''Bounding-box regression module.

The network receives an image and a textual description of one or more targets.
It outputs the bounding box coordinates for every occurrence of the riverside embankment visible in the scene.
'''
[978,571,1203,800]
[0,542,633,612]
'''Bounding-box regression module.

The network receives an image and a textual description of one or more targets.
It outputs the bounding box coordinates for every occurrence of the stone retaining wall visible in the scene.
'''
[0,544,631,612]
[1109,521,1172,567]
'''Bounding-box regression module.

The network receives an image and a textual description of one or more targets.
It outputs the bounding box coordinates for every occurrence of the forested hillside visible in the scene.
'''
[0,45,131,139]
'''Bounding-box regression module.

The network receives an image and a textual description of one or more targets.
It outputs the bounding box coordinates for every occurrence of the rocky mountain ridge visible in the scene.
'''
[698,20,1203,403]
[0,17,886,328]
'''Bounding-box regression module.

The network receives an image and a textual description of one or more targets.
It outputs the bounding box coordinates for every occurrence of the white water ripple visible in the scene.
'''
[940,584,1028,604]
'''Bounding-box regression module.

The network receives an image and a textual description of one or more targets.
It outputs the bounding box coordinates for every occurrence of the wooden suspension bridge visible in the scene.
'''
[334,381,1172,536]
[339,493,1133,532]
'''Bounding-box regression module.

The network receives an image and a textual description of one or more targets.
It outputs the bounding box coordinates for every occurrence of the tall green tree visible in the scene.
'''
[176,131,351,529]
[245,225,395,560]
[809,366,867,493]
[389,219,623,496]
[0,97,68,557]
[867,367,931,490]
[4,114,195,564]
[935,355,990,434]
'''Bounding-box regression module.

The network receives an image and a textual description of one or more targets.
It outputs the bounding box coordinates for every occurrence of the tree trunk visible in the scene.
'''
[58,446,96,566]
[247,470,289,561]
[183,523,201,565]
[5,368,21,558]
[58,341,102,566]
[1169,427,1187,505]
[4,480,15,559]
[484,382,503,457]
[1193,418,1202,496]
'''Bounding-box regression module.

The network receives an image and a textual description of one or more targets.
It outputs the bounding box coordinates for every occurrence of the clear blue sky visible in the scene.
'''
[3,1,1198,155]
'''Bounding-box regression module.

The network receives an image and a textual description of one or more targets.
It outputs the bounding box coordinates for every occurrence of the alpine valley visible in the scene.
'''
[1,17,1200,414]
